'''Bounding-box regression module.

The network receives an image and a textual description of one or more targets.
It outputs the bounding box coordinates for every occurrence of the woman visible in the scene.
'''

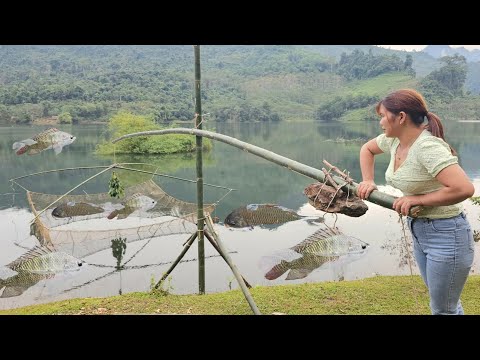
[357,89,475,315]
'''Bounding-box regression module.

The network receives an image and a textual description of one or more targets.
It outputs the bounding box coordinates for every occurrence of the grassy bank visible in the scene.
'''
[2,275,479,315]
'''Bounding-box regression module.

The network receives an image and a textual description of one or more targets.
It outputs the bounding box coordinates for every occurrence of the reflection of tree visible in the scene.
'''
[380,217,414,270]
[111,237,127,270]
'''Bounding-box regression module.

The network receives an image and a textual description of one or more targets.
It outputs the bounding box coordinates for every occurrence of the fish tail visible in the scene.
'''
[107,210,119,220]
[13,142,28,155]
[259,254,291,280]
[264,264,289,280]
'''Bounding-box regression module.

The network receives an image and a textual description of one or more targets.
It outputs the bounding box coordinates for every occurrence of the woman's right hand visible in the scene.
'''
[357,180,377,200]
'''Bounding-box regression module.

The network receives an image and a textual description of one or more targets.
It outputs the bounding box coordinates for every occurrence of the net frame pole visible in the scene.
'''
[194,45,206,294]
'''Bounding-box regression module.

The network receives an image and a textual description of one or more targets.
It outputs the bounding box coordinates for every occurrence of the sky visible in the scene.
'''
[376,45,480,52]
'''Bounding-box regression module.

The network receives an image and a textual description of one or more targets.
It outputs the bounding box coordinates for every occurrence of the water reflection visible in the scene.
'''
[0,122,479,310]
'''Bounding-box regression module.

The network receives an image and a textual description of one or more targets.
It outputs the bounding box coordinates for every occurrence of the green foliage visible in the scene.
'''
[214,102,281,122]
[0,46,479,124]
[58,111,72,124]
[150,274,173,296]
[108,171,124,198]
[95,111,212,155]
[335,49,412,81]
[315,93,379,122]
[111,237,127,269]
[420,55,468,102]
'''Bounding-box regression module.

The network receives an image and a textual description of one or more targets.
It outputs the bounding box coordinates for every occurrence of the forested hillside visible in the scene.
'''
[0,45,479,125]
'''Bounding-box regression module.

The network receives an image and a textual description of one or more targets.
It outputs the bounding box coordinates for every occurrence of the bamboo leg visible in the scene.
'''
[205,214,261,315]
[204,230,252,288]
[154,232,198,290]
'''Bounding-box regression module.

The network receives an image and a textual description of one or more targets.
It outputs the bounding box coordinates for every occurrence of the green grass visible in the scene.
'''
[2,275,480,315]
[342,73,418,97]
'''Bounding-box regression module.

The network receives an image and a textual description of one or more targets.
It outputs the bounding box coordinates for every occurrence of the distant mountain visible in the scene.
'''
[423,45,480,62]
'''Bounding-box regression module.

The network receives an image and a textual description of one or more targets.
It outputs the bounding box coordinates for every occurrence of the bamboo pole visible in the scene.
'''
[193,45,206,294]
[112,128,418,216]
[154,232,198,289]
[204,214,261,315]
[203,230,252,288]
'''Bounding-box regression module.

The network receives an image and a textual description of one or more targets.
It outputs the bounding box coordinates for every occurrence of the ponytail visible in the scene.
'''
[426,112,457,156]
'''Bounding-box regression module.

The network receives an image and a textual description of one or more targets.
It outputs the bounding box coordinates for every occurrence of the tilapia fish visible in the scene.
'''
[7,246,84,274]
[107,193,157,220]
[12,128,76,155]
[52,201,105,218]
[224,204,302,228]
[0,271,54,298]
[259,226,368,280]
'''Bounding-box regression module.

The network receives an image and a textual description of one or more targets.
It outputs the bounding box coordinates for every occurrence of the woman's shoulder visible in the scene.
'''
[416,131,450,150]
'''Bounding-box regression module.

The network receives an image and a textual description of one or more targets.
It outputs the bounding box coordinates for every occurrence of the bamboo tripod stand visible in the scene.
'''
[153,213,261,315]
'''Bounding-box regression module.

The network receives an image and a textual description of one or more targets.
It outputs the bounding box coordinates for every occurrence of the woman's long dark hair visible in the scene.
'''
[376,89,456,155]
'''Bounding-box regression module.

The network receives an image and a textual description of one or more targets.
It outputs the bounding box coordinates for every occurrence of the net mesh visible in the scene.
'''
[27,179,215,259]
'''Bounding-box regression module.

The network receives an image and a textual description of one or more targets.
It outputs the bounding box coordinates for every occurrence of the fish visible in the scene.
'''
[52,201,105,218]
[0,271,54,298]
[259,226,368,280]
[107,193,157,220]
[224,204,305,228]
[12,128,76,155]
[6,246,84,274]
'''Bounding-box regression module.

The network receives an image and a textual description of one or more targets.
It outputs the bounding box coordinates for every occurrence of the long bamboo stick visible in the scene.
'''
[204,230,252,288]
[154,232,198,289]
[193,45,206,294]
[204,214,261,315]
[112,128,416,216]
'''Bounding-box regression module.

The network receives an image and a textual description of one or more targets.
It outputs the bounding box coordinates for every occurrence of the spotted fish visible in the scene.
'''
[52,201,105,218]
[0,271,54,298]
[12,128,76,155]
[259,226,368,280]
[224,204,303,228]
[107,193,157,220]
[7,246,84,274]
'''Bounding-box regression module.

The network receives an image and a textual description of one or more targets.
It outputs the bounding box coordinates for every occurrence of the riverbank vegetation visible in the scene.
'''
[95,112,212,155]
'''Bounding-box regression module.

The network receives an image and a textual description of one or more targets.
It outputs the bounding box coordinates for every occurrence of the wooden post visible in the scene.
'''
[193,45,206,294]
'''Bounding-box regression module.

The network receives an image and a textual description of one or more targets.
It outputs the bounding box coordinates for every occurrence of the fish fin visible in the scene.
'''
[107,210,118,219]
[285,268,312,280]
[12,142,23,151]
[13,139,36,150]
[6,246,54,271]
[53,144,63,155]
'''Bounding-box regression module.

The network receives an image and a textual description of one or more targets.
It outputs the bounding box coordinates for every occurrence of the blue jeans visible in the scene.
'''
[407,213,475,315]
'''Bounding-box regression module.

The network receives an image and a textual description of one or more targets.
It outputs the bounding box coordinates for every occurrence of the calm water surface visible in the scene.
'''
[0,121,479,310]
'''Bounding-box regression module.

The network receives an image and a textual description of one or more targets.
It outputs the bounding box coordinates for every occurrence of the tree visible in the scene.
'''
[59,111,73,124]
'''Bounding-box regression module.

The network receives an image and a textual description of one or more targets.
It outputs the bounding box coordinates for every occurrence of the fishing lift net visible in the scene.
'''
[11,164,225,259]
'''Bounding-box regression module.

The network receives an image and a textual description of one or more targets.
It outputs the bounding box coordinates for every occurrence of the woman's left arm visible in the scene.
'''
[393,164,475,216]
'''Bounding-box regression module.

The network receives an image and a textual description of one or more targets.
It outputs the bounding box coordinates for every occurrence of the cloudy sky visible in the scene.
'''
[376,45,480,51]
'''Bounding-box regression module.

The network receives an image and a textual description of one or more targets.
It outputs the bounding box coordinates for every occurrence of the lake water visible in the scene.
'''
[0,121,479,310]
